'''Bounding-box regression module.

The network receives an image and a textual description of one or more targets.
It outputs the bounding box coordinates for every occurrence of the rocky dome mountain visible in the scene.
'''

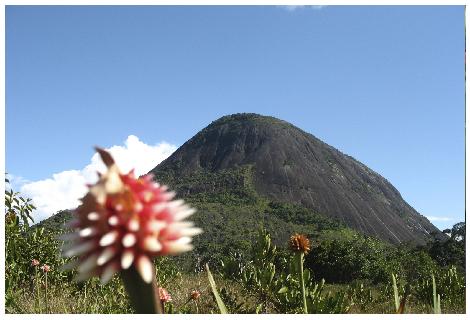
[148,113,444,245]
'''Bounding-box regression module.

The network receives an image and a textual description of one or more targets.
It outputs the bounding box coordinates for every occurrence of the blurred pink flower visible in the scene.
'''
[158,287,172,303]
[41,265,50,272]
[42,281,46,287]
[59,147,201,285]
[31,259,39,267]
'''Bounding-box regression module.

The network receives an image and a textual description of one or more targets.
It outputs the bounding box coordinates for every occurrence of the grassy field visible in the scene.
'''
[7,271,465,314]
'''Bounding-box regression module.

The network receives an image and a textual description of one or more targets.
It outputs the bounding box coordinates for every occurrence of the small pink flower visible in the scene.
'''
[31,259,39,267]
[158,287,172,303]
[42,281,46,287]
[59,147,202,285]
[41,265,50,272]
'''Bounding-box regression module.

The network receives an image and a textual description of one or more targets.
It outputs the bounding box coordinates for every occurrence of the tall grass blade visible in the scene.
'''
[60,295,69,314]
[432,274,441,314]
[396,296,406,314]
[392,273,399,312]
[206,263,229,314]
[396,266,415,314]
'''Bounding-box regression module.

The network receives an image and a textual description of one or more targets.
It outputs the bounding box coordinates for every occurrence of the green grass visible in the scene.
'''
[7,271,465,314]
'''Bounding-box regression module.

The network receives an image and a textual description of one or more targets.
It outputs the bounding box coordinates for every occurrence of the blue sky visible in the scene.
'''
[4,5,465,232]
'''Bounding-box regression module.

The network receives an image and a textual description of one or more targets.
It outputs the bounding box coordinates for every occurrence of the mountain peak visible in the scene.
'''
[205,113,296,129]
[149,113,444,245]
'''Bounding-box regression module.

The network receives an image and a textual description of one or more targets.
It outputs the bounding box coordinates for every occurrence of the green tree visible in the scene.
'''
[443,222,465,242]
[419,222,465,275]
[5,174,36,230]
[305,234,388,284]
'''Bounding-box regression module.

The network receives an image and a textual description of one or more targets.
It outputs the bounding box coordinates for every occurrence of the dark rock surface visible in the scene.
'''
[149,113,445,244]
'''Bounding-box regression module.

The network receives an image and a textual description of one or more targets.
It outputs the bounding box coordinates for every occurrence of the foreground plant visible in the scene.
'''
[206,264,228,314]
[239,229,278,313]
[41,265,50,313]
[289,233,310,314]
[186,290,200,313]
[59,147,202,313]
[157,286,172,313]
[31,260,41,313]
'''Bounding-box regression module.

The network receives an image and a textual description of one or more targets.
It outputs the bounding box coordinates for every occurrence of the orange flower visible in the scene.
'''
[190,291,200,300]
[288,233,310,254]
[59,148,202,285]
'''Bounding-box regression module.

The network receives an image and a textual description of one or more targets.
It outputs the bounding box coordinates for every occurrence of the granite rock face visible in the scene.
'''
[149,113,445,244]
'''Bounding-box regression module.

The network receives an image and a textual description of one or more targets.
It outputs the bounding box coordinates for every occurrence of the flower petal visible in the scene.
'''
[108,215,121,226]
[59,258,81,272]
[56,232,81,241]
[122,233,137,248]
[142,237,162,252]
[74,267,100,283]
[87,212,101,221]
[99,230,120,247]
[121,248,135,270]
[178,227,203,238]
[146,220,166,233]
[174,207,196,221]
[62,218,80,229]
[100,261,120,285]
[61,240,97,258]
[136,254,154,284]
[163,238,194,255]
[97,246,119,266]
[77,252,100,273]
[79,226,99,238]
[127,219,140,232]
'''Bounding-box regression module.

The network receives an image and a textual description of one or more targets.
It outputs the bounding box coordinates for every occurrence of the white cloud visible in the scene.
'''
[5,173,31,190]
[425,216,453,221]
[15,136,178,224]
[280,5,305,11]
[278,5,326,12]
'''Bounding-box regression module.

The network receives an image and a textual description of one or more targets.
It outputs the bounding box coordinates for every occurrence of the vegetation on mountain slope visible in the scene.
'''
[5,173,465,314]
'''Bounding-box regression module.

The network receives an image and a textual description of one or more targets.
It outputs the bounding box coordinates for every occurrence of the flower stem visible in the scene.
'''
[194,300,199,314]
[120,264,162,314]
[35,267,42,313]
[296,252,308,314]
[44,273,49,314]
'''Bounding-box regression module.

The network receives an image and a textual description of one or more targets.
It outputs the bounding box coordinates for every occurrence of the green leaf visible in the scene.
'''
[433,274,441,314]
[278,286,288,294]
[303,268,310,284]
[206,263,229,314]
[255,303,263,314]
[27,213,35,223]
[392,273,399,312]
